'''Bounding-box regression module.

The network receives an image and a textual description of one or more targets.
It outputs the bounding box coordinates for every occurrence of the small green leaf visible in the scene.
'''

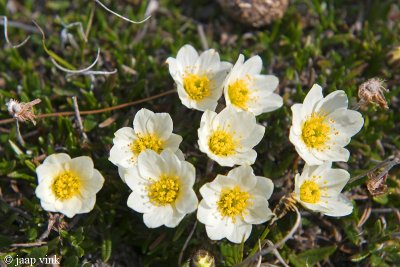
[289,245,337,267]
[101,238,112,262]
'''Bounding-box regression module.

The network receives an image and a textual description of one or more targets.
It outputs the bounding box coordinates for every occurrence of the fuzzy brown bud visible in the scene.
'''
[358,78,388,109]
[6,98,41,125]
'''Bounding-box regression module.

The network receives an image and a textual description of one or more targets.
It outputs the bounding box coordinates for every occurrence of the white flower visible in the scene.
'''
[125,149,198,228]
[109,108,183,182]
[35,153,104,218]
[197,165,274,243]
[289,84,364,165]
[223,54,282,115]
[198,106,265,167]
[166,44,232,111]
[293,162,353,217]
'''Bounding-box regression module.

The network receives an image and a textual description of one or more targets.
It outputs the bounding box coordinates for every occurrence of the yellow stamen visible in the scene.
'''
[52,172,81,200]
[130,133,164,156]
[183,73,211,100]
[228,79,250,109]
[217,186,252,222]
[147,174,180,206]
[301,112,331,149]
[208,130,236,156]
[300,180,321,204]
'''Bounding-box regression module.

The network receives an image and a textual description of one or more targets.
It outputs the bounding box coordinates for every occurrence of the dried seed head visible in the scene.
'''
[387,46,400,67]
[217,0,289,28]
[6,98,41,125]
[190,250,215,267]
[358,78,388,109]
[367,172,388,196]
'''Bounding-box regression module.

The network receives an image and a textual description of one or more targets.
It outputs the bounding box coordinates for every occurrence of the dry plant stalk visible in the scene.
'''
[358,78,388,109]
[367,172,389,196]
[6,99,41,125]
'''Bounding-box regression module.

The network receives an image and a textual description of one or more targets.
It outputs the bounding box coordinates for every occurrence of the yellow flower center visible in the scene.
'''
[147,174,180,206]
[217,186,252,222]
[130,133,164,156]
[208,130,236,156]
[228,79,250,109]
[183,73,211,100]
[301,112,331,149]
[52,171,81,200]
[300,180,321,204]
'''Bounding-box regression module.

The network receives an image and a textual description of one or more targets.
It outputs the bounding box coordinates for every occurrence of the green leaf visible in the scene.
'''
[101,238,112,262]
[220,242,244,266]
[289,245,337,267]
[29,245,48,259]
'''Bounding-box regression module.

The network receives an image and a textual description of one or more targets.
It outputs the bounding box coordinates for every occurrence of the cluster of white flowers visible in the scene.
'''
[33,44,364,244]
[290,84,364,216]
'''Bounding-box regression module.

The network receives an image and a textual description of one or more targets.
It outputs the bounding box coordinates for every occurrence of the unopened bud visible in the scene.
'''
[190,250,215,267]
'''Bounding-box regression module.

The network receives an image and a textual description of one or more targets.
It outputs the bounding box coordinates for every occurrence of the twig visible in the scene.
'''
[38,214,59,242]
[50,48,101,74]
[0,19,40,33]
[15,120,25,146]
[235,207,301,267]
[265,240,289,267]
[11,241,47,247]
[95,0,151,24]
[0,89,176,125]
[197,24,208,50]
[178,220,198,267]
[349,155,400,184]
[1,16,31,48]
[72,96,89,142]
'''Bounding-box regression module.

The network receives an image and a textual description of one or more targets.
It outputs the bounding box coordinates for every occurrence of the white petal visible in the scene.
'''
[36,163,60,183]
[316,90,348,114]
[137,150,165,179]
[323,195,353,217]
[195,49,220,72]
[127,192,153,213]
[58,196,82,218]
[79,196,96,213]
[194,97,219,112]
[205,218,234,241]
[113,127,136,144]
[176,44,199,69]
[291,104,303,135]
[179,161,196,187]
[43,153,71,165]
[164,133,183,151]
[302,84,323,117]
[147,112,174,140]
[329,109,364,137]
[197,200,221,226]
[289,129,324,165]
[239,124,265,148]
[312,145,350,163]
[252,74,279,93]
[319,168,350,196]
[244,196,273,224]
[164,209,186,228]
[143,205,173,228]
[199,183,221,208]
[240,55,262,76]
[133,108,155,135]
[80,169,104,196]
[175,189,198,214]
[227,165,257,190]
[166,57,183,83]
[250,93,283,115]
[109,144,133,169]
[227,222,252,243]
[252,176,274,200]
[69,156,94,181]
